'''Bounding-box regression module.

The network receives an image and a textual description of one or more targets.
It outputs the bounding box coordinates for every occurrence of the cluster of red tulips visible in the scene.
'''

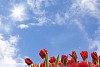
[25,49,100,67]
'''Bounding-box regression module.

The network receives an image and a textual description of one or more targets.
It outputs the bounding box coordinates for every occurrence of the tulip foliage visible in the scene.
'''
[25,49,100,67]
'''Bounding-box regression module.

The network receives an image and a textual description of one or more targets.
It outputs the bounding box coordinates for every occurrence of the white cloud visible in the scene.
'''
[26,0,48,26]
[67,0,100,54]
[0,34,4,39]
[73,20,84,31]
[77,0,98,11]
[89,40,100,55]
[27,0,45,15]
[0,34,26,67]
[30,16,49,26]
[27,0,56,14]
[0,16,11,33]
[54,13,66,25]
[18,24,29,29]
[89,26,100,55]
[72,20,91,42]
[0,24,11,33]
[26,0,58,26]
[3,24,11,33]
[9,36,19,44]
[53,12,69,25]
[70,0,100,17]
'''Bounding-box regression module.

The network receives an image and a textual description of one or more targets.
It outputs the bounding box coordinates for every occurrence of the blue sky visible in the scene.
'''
[0,0,100,67]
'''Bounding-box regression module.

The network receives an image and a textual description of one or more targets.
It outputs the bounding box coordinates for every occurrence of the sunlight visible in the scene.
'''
[11,5,26,21]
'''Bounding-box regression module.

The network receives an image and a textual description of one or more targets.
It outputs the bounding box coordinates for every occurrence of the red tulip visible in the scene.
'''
[25,49,100,67]
[49,56,56,63]
[61,54,68,63]
[69,51,77,63]
[25,58,33,66]
[39,49,48,59]
[91,52,98,60]
[70,51,77,58]
[91,52,98,64]
[80,51,88,61]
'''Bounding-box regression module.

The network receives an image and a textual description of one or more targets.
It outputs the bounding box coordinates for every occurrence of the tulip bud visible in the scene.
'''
[25,58,33,66]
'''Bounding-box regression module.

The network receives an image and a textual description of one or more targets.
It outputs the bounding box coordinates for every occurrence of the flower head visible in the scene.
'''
[80,51,88,61]
[91,52,98,60]
[91,52,98,64]
[69,51,77,63]
[39,49,48,59]
[70,51,77,59]
[61,54,68,63]
[25,58,33,66]
[49,56,56,63]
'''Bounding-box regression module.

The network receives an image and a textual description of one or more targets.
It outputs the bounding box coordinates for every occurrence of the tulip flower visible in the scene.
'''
[69,51,77,63]
[39,49,48,59]
[39,49,49,67]
[25,49,100,67]
[49,56,56,63]
[25,58,33,66]
[61,54,68,66]
[91,52,99,65]
[80,51,88,61]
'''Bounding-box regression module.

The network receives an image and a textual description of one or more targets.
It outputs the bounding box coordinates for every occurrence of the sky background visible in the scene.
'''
[0,0,100,67]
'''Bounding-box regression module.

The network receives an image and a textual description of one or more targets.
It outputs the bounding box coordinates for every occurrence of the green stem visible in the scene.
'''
[38,63,40,67]
[45,54,49,67]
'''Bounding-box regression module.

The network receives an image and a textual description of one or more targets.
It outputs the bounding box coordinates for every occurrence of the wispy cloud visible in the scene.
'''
[25,0,100,53]
[0,34,26,67]
[53,13,68,25]
[27,0,45,15]
[18,24,29,29]
[89,25,100,55]
[0,15,11,33]
[71,0,100,54]
[4,0,100,56]
[72,20,91,41]
[70,0,100,17]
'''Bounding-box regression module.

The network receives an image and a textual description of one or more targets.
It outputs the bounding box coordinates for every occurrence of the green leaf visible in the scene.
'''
[63,58,67,66]
[55,55,59,66]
